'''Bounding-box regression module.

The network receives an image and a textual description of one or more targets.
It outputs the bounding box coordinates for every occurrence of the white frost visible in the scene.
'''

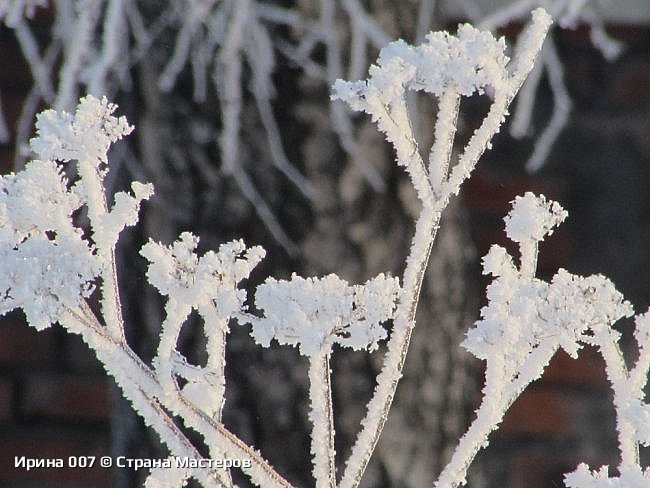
[332,22,509,106]
[464,194,631,365]
[94,181,154,249]
[0,158,99,329]
[463,268,633,363]
[0,233,100,330]
[140,232,265,319]
[564,464,650,488]
[0,159,83,245]
[503,191,567,243]
[251,273,400,356]
[30,95,133,166]
[144,464,190,488]
[441,193,638,488]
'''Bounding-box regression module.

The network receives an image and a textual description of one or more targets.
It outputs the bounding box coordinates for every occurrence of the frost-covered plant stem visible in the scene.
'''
[339,204,440,488]
[309,349,337,488]
[456,192,643,488]
[63,303,293,488]
[77,157,125,341]
[60,306,227,487]
[429,87,460,193]
[13,7,643,487]
[337,10,552,488]
[153,299,234,483]
[435,339,558,488]
[0,95,297,488]
[204,314,229,423]
[587,326,639,467]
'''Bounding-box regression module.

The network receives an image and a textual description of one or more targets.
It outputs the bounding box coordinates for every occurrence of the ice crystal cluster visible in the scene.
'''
[333,23,508,106]
[141,233,265,320]
[0,96,148,331]
[1,8,648,488]
[0,159,99,329]
[565,464,650,488]
[251,273,400,356]
[464,193,631,365]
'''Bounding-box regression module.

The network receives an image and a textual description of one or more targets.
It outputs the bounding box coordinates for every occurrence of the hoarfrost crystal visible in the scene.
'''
[503,191,567,243]
[332,22,509,108]
[564,464,650,488]
[31,95,133,165]
[140,232,265,318]
[0,159,83,245]
[8,10,645,488]
[251,273,400,356]
[0,159,99,330]
[463,194,632,365]
[440,192,641,488]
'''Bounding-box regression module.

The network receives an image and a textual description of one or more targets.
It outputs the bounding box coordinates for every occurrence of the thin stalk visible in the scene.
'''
[429,88,460,194]
[153,302,191,395]
[309,349,337,488]
[518,239,538,279]
[341,17,552,483]
[591,327,639,467]
[76,158,127,342]
[340,203,441,488]
[65,304,295,488]
[64,306,227,488]
[199,310,235,485]
[434,340,558,488]
[204,315,229,423]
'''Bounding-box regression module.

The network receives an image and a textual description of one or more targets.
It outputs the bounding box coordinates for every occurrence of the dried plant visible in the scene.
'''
[1,6,647,488]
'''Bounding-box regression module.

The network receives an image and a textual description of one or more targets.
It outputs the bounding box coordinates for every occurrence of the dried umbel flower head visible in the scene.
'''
[250,273,400,356]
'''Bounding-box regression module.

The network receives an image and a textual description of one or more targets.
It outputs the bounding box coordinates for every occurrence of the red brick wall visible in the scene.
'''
[0,313,112,487]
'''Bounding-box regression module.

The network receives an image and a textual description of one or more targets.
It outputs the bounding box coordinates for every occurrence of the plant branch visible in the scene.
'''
[429,87,460,195]
[589,326,640,467]
[340,203,440,488]
[309,349,337,488]
[64,303,294,488]
[435,340,559,488]
[341,12,552,487]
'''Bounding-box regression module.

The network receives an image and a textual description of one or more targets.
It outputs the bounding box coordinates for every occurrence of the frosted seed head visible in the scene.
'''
[0,234,100,330]
[564,463,650,487]
[0,154,101,330]
[332,23,510,114]
[140,234,264,322]
[250,273,400,356]
[504,192,567,244]
[481,245,516,277]
[30,95,133,165]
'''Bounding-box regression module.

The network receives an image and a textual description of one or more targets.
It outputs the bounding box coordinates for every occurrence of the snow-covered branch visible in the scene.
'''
[333,10,551,487]
[438,192,648,488]
[0,95,294,488]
